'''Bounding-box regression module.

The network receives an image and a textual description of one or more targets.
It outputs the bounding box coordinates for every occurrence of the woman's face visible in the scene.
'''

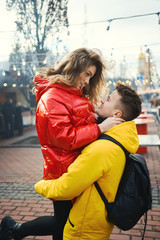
[75,65,97,89]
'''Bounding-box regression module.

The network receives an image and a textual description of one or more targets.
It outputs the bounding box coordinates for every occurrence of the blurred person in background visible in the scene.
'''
[15,102,23,136]
[2,98,15,138]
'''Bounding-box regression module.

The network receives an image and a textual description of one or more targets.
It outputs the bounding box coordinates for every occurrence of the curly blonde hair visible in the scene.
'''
[36,48,106,105]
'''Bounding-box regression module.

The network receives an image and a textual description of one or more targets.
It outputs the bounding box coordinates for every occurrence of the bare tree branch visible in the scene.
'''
[6,0,69,55]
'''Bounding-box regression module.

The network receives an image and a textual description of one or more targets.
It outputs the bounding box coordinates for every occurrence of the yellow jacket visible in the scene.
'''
[35,121,139,240]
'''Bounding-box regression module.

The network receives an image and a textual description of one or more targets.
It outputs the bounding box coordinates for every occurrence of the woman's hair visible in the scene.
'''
[37,48,106,104]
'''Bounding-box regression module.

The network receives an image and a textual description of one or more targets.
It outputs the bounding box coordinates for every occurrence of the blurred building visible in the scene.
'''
[137,47,159,90]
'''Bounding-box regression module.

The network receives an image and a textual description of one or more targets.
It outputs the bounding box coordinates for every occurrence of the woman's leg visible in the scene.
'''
[0,215,55,240]
[0,201,72,240]
[53,200,73,240]
[19,216,56,238]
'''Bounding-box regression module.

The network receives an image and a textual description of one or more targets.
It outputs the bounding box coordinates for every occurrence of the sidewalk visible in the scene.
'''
[0,123,160,240]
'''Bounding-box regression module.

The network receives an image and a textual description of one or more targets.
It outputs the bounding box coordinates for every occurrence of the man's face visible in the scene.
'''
[96,90,122,118]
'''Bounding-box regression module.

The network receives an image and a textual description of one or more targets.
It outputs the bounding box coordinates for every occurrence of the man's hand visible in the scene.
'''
[35,180,53,199]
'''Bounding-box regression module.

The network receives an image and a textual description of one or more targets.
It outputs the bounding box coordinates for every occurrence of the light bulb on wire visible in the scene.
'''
[22,59,26,66]
[13,65,16,71]
[157,12,160,24]
[43,59,47,64]
[67,30,70,36]
[106,19,112,31]
[66,23,70,36]
[17,71,21,76]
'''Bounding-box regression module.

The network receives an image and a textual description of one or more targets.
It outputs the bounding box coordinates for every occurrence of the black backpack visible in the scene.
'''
[94,134,152,240]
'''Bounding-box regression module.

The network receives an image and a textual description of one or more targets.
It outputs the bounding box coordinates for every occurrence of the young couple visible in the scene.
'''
[0,48,141,240]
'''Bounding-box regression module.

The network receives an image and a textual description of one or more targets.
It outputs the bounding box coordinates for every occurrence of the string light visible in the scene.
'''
[17,71,21,76]
[66,24,70,36]
[43,59,47,64]
[157,12,160,24]
[0,9,159,91]
[106,19,112,31]
[106,11,160,31]
[0,11,159,34]
[13,65,17,71]
[67,30,70,36]
[32,65,36,71]
[22,59,26,66]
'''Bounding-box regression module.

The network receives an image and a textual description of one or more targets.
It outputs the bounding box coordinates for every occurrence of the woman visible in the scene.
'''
[0,48,124,240]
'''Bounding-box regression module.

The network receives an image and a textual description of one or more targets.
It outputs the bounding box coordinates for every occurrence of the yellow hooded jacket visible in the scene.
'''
[35,121,139,240]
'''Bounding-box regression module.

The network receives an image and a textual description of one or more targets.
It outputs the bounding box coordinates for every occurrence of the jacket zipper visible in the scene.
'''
[69,218,74,228]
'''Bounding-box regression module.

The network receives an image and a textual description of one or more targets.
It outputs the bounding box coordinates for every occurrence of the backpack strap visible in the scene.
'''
[98,134,130,157]
[94,181,113,212]
[94,134,129,211]
[94,134,147,240]
[142,213,147,240]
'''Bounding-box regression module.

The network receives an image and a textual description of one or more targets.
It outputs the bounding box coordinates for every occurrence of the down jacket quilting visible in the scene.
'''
[34,76,101,180]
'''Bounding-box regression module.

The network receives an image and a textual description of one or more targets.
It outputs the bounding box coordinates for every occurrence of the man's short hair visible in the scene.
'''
[115,83,142,121]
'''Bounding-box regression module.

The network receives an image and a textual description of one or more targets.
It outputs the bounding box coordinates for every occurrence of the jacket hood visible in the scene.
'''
[34,76,51,103]
[104,121,139,154]
[34,76,83,103]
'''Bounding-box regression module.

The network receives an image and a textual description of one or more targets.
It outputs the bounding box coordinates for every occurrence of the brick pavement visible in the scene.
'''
[0,124,160,240]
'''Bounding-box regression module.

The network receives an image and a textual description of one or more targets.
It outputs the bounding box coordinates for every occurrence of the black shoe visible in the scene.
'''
[0,223,10,240]
[0,216,22,240]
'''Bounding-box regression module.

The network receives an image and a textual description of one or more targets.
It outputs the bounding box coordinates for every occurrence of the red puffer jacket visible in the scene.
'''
[35,76,101,180]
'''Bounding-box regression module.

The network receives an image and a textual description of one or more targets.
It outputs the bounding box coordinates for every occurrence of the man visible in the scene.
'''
[0,83,142,240]
[2,98,15,138]
[35,83,142,240]
[14,102,23,136]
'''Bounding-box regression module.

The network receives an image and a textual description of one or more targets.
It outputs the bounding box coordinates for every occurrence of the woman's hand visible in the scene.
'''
[98,117,125,133]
